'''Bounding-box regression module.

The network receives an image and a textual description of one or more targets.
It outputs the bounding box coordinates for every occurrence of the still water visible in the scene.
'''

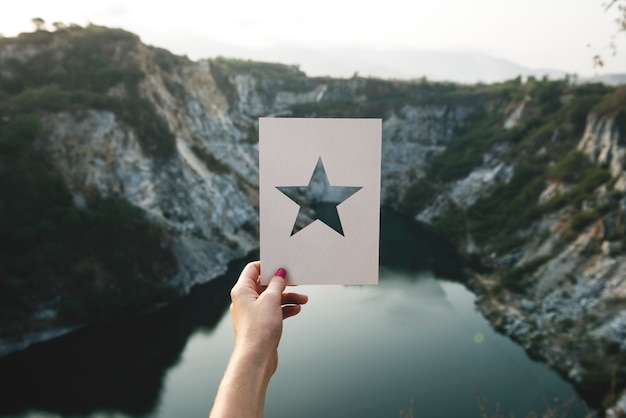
[0,213,590,417]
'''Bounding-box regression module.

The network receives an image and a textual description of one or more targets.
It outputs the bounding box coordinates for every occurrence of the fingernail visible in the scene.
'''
[275,267,286,278]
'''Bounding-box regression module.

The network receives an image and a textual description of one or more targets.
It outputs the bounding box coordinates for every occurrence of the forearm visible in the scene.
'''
[209,345,276,418]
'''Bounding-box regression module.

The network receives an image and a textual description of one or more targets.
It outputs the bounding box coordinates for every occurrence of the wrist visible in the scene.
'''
[231,342,277,384]
[210,344,276,418]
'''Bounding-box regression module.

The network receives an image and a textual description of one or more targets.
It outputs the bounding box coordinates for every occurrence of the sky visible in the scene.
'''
[1,0,625,80]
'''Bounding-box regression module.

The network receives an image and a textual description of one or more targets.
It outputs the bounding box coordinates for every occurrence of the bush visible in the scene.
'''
[429,112,542,183]
[592,85,626,117]
[0,114,40,152]
[213,56,306,79]
[499,256,551,294]
[548,151,589,183]
[400,178,438,214]
[545,167,612,210]
[570,210,600,232]
[467,163,546,245]
[432,202,467,244]
[0,26,177,158]
[0,113,178,333]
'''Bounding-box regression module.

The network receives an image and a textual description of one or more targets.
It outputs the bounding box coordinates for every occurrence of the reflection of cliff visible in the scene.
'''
[0,259,238,417]
[379,208,464,279]
[0,213,461,418]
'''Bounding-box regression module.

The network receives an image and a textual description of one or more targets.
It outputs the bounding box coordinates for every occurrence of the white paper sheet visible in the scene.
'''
[259,118,381,285]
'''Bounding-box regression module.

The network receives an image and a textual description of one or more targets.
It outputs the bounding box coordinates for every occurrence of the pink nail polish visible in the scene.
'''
[275,268,286,278]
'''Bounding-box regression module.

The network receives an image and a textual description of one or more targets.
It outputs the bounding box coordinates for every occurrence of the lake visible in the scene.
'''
[0,211,591,417]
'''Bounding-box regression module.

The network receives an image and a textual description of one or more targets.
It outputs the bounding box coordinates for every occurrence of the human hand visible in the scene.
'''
[210,262,308,418]
[229,261,308,376]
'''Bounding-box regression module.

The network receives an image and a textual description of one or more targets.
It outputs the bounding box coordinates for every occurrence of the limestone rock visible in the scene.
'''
[577,114,625,177]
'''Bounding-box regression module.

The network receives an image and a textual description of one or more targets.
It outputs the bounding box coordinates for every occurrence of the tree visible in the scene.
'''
[31,17,46,31]
[606,0,626,32]
[52,22,67,31]
[594,0,626,67]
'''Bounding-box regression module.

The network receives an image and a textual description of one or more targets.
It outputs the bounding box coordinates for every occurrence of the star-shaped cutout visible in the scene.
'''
[277,157,362,236]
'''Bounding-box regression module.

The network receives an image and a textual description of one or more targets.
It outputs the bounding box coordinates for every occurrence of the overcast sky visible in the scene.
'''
[2,0,625,79]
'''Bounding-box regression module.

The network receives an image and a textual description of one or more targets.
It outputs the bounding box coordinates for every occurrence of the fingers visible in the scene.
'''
[281,292,308,306]
[234,263,308,315]
[280,291,307,319]
[231,261,261,296]
[238,261,261,285]
[282,304,302,319]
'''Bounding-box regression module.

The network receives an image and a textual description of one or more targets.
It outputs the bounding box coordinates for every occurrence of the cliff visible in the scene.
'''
[0,26,477,350]
[1,24,626,414]
[411,85,626,414]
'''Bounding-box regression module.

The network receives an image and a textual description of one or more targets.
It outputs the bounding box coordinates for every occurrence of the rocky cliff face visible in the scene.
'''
[578,115,626,190]
[0,27,477,352]
[31,51,473,291]
[437,109,626,414]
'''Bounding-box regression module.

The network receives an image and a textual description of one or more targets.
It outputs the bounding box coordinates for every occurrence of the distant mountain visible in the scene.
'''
[581,73,626,85]
[195,42,568,83]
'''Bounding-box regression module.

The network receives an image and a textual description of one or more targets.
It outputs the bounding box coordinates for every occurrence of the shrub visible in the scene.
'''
[570,210,599,232]
[499,256,551,294]
[432,202,467,244]
[0,113,178,333]
[0,26,177,158]
[400,178,438,214]
[592,85,626,118]
[468,163,546,245]
[548,151,589,183]
[545,167,612,210]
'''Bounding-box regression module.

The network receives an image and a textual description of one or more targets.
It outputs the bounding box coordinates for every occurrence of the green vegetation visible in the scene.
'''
[499,256,551,293]
[591,85,626,136]
[0,25,184,337]
[426,159,550,253]
[289,77,506,118]
[0,24,176,158]
[547,151,589,183]
[210,57,315,107]
[429,110,503,182]
[394,77,626,309]
[570,210,600,232]
[400,178,439,214]
[198,60,625,321]
[591,85,626,117]
[213,57,307,79]
[545,167,612,211]
[432,202,467,244]
[469,163,546,244]
[410,78,621,252]
[2,27,625,366]
[0,109,177,336]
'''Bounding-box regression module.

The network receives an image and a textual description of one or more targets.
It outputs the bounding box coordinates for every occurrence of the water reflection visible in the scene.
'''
[0,209,581,418]
[0,256,242,417]
[0,209,463,417]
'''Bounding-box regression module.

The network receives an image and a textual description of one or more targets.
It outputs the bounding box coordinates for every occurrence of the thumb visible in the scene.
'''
[265,267,287,296]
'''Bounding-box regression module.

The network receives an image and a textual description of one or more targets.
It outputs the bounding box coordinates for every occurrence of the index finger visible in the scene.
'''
[234,261,261,291]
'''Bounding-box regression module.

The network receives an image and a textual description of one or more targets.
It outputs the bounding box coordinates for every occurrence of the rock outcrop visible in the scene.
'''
[472,112,626,414]
[0,27,476,354]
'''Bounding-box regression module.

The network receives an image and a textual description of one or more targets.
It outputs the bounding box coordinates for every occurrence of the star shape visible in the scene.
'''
[277,157,362,236]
